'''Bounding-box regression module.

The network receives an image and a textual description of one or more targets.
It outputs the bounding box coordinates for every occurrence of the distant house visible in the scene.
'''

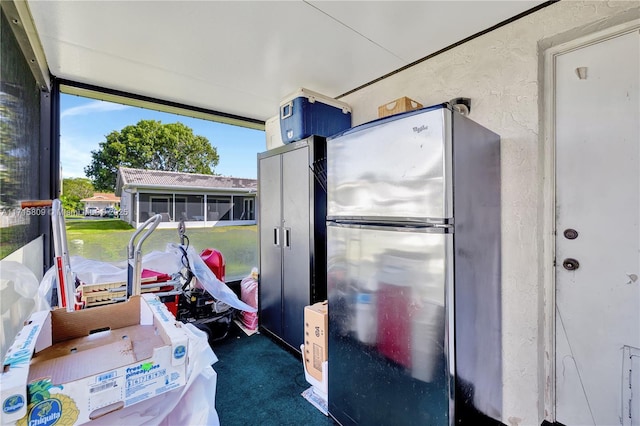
[81,192,121,216]
[115,167,257,228]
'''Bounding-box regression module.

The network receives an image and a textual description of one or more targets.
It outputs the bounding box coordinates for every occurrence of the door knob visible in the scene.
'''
[562,258,580,271]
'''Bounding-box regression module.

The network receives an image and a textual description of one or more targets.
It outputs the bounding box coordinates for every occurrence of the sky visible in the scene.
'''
[60,94,265,181]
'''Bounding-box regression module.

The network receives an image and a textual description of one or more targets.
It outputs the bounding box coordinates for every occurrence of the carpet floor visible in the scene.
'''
[210,323,337,426]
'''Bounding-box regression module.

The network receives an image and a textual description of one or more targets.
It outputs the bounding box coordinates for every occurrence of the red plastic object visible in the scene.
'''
[200,248,226,282]
[141,269,171,282]
[376,283,413,368]
[160,295,180,317]
[55,256,67,309]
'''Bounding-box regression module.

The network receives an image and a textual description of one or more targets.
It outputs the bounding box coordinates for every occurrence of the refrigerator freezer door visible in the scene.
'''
[327,107,452,223]
[327,222,452,426]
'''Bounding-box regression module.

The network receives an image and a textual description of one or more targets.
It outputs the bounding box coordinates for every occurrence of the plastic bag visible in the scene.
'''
[0,261,41,359]
[37,264,56,311]
[168,244,257,313]
[71,251,182,287]
[240,268,259,330]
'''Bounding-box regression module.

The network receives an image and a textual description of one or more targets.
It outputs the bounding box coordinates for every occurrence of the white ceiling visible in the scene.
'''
[24,0,547,126]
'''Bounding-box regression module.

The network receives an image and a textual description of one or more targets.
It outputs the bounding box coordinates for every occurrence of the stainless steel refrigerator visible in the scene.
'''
[326,103,502,425]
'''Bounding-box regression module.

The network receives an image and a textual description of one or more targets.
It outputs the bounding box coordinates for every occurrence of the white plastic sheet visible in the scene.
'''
[0,261,43,360]
[37,250,183,310]
[38,245,255,313]
[168,244,257,313]
[72,249,183,288]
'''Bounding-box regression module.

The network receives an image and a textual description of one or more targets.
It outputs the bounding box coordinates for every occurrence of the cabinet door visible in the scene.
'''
[259,154,283,337]
[281,145,311,349]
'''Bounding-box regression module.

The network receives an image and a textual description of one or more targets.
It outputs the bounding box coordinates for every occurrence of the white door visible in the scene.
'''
[555,29,640,425]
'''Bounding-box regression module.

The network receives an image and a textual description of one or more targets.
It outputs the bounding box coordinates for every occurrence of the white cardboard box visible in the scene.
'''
[0,294,189,425]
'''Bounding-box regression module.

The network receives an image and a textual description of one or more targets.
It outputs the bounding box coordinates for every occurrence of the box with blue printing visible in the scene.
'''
[0,294,189,425]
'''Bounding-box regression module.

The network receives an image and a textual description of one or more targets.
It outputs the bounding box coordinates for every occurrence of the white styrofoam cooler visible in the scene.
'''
[265,115,284,150]
[279,88,351,144]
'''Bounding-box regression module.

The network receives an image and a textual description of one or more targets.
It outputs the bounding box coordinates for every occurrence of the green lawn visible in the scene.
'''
[65,219,257,279]
[0,224,30,259]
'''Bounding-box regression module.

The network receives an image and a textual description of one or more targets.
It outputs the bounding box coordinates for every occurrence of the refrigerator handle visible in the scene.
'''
[285,228,291,249]
[273,227,280,247]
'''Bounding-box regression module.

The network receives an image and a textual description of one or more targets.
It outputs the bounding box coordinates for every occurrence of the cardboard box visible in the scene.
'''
[378,96,423,118]
[0,294,189,425]
[280,88,351,144]
[303,301,328,382]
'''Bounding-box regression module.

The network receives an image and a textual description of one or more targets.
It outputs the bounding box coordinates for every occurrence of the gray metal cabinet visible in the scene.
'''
[258,136,327,352]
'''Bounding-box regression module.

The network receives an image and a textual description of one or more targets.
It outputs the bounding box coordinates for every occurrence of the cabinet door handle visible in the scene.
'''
[285,228,291,248]
[274,227,280,247]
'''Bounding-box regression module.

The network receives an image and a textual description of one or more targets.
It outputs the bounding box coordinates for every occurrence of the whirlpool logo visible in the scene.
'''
[3,394,25,414]
[412,125,429,134]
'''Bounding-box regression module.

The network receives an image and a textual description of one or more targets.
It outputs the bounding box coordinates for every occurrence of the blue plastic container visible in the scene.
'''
[280,88,351,144]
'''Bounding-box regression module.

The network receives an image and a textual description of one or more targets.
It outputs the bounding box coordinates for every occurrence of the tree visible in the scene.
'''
[60,178,94,214]
[84,120,219,191]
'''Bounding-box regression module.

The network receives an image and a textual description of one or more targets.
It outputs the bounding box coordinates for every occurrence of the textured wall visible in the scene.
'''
[340,2,639,424]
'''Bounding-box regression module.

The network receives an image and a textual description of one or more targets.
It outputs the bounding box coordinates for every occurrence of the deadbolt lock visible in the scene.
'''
[562,258,580,271]
[563,229,578,240]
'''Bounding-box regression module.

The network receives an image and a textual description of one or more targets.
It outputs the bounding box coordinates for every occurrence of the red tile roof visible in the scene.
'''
[80,192,121,202]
